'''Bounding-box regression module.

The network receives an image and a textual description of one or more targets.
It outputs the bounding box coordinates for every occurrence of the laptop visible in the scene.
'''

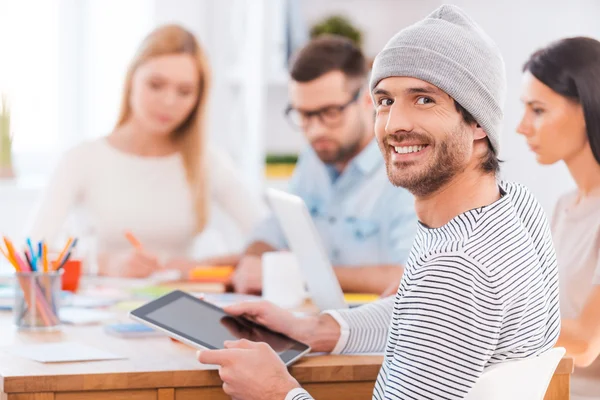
[265,188,350,311]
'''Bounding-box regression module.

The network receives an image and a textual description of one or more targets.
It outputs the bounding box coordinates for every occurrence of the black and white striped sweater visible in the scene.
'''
[287,181,560,400]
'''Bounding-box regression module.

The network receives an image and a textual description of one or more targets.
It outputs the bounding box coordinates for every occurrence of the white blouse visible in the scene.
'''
[26,138,267,261]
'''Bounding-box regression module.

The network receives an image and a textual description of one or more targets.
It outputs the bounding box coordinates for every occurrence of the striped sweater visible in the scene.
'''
[286,181,560,400]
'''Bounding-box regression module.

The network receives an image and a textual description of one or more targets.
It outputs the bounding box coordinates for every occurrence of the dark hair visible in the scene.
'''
[523,37,600,165]
[289,35,368,83]
[454,101,501,174]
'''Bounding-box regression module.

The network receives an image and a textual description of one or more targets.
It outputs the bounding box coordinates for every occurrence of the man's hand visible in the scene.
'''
[225,300,341,353]
[219,316,292,352]
[231,255,263,294]
[224,300,301,341]
[198,339,300,400]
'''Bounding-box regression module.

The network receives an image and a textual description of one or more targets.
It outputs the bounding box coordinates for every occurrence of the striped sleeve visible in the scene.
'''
[380,256,502,399]
[285,388,313,400]
[326,296,395,354]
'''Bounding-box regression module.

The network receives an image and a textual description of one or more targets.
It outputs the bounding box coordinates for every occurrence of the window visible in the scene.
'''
[0,0,154,177]
[0,0,60,153]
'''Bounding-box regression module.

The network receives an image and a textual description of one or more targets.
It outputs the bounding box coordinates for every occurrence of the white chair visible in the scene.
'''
[465,347,566,400]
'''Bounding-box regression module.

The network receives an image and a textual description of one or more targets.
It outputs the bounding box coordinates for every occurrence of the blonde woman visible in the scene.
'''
[27,25,267,278]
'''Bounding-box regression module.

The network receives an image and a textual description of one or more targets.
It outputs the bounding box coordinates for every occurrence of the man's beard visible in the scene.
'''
[381,124,470,198]
[314,139,362,165]
[313,120,366,165]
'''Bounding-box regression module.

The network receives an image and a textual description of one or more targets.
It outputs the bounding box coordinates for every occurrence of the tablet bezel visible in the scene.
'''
[129,290,311,366]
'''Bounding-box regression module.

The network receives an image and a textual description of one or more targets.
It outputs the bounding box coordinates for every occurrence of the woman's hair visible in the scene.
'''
[115,24,211,232]
[523,36,600,165]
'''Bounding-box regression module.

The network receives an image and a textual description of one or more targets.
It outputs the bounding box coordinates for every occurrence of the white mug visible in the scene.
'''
[262,251,306,309]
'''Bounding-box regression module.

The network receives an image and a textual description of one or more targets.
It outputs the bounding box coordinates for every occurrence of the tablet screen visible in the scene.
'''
[130,290,310,365]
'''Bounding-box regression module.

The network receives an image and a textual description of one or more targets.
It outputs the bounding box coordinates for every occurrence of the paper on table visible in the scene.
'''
[59,307,116,325]
[6,342,126,363]
[343,293,380,304]
[62,294,118,309]
[130,285,173,298]
[201,293,261,308]
[147,269,182,283]
[115,300,146,311]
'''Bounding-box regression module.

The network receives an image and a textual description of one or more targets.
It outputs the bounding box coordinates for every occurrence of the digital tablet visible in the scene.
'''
[129,290,310,366]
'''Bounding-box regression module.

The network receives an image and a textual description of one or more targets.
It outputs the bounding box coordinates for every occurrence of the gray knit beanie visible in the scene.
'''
[370,4,506,154]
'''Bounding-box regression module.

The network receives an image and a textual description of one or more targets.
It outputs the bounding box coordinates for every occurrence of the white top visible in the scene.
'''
[289,182,560,400]
[26,138,267,261]
[552,191,600,399]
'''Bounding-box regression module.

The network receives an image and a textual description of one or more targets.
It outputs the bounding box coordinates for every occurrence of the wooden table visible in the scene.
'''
[0,278,574,399]
[0,320,575,400]
[0,321,384,400]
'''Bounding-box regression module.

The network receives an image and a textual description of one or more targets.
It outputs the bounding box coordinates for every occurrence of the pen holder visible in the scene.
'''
[14,271,63,331]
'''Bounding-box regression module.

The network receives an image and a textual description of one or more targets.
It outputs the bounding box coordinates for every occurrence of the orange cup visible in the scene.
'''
[60,259,82,292]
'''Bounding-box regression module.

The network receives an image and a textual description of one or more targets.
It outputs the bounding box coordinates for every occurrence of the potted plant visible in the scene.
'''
[310,15,363,48]
[265,153,298,179]
[0,95,15,179]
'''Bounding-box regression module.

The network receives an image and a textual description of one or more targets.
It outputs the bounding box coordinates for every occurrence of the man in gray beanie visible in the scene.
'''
[197,5,560,400]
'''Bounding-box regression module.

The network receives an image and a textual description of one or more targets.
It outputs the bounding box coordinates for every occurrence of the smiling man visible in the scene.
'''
[199,5,560,400]
[230,35,417,295]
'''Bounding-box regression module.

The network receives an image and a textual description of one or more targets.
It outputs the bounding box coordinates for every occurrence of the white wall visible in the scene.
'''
[82,0,155,139]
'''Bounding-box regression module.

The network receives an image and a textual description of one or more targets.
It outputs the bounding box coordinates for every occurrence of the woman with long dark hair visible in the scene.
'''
[518,36,600,399]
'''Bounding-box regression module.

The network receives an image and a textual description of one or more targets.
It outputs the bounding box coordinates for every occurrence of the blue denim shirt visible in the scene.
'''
[251,140,417,266]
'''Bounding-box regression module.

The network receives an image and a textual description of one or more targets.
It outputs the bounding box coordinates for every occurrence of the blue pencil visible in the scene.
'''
[26,238,37,269]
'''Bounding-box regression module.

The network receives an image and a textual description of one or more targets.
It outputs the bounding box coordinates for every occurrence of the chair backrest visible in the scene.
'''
[465,347,566,400]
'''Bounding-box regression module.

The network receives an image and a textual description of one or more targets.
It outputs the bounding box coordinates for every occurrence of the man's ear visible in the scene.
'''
[473,123,487,141]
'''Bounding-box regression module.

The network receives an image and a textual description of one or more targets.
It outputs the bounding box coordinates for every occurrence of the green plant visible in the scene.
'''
[265,153,298,165]
[310,15,363,48]
[0,95,13,169]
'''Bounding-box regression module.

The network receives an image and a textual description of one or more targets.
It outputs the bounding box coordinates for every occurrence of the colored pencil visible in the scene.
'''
[125,231,143,250]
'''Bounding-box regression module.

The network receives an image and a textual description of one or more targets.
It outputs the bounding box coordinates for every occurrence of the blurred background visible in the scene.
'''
[1,0,599,259]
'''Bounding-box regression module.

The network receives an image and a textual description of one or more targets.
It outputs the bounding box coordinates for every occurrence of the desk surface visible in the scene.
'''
[0,319,384,394]
[0,279,575,400]
[0,279,384,396]
[0,316,575,397]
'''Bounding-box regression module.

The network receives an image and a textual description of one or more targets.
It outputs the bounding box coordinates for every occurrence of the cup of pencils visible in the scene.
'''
[1,237,77,331]
[14,270,62,331]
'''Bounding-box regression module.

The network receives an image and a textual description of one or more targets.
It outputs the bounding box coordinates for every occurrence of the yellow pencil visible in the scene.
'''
[53,238,73,271]
[0,245,8,260]
[0,244,18,270]
[2,237,21,271]
[43,243,49,273]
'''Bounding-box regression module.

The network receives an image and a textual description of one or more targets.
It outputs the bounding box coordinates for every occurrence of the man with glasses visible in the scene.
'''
[230,35,417,295]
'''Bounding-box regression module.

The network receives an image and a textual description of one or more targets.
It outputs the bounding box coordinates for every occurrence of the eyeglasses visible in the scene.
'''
[284,89,361,130]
